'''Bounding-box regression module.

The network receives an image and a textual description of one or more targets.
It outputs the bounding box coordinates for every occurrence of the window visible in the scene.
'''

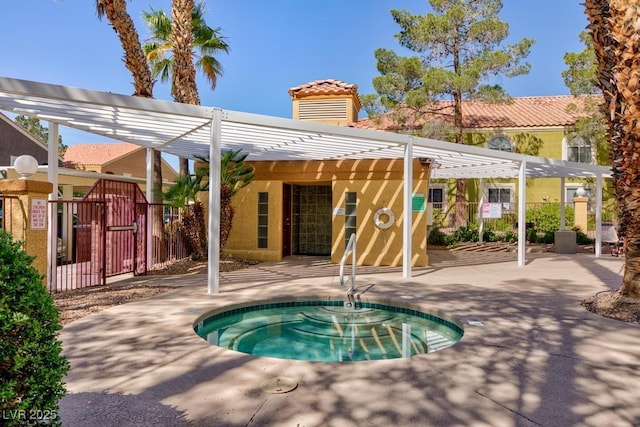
[257,192,268,248]
[428,187,444,210]
[485,184,514,210]
[487,135,513,152]
[344,192,357,246]
[488,188,511,203]
[567,136,592,163]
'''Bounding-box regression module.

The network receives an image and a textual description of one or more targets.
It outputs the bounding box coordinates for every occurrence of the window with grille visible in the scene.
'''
[344,192,357,247]
[567,136,592,163]
[257,192,268,248]
[488,135,513,152]
[428,187,444,209]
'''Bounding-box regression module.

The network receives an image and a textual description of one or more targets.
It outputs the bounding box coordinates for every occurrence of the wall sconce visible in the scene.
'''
[14,155,39,180]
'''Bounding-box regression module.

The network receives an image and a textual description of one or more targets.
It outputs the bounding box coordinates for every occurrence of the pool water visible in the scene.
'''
[195,301,463,362]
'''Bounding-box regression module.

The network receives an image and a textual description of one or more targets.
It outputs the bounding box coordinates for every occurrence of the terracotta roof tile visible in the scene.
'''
[353,95,599,130]
[63,142,141,167]
[288,79,359,98]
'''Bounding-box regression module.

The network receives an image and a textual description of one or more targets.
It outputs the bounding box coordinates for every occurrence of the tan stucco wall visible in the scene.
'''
[0,179,53,283]
[101,149,177,182]
[224,159,430,267]
[224,180,283,262]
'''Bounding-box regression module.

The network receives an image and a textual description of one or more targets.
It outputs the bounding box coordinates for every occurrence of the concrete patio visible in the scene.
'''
[58,251,639,427]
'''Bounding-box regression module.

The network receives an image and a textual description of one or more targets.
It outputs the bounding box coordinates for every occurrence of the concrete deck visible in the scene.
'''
[58,251,640,427]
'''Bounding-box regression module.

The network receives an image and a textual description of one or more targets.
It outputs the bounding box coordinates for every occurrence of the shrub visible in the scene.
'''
[452,223,480,243]
[0,231,68,426]
[500,230,518,243]
[575,227,595,245]
[427,226,448,246]
[526,203,575,234]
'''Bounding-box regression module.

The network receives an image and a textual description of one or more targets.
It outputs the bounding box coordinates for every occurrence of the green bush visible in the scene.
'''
[500,230,518,243]
[526,203,575,234]
[0,231,68,426]
[575,227,595,245]
[427,226,448,246]
[452,224,480,243]
[537,231,556,244]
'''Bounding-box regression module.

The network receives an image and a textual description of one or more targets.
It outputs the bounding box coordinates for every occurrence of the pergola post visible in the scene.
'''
[208,110,222,294]
[517,160,527,266]
[595,173,603,257]
[403,138,413,278]
[146,148,154,271]
[47,122,59,292]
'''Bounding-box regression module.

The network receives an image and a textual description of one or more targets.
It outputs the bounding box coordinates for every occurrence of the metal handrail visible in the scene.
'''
[339,233,356,292]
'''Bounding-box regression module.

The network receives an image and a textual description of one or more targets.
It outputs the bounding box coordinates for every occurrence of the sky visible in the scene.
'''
[1,0,591,166]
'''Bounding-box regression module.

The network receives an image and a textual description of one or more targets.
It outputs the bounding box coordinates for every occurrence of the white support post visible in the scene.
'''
[478,179,484,244]
[517,160,527,266]
[403,138,413,278]
[47,122,59,292]
[559,177,566,230]
[146,148,154,270]
[595,173,603,257]
[146,148,154,202]
[208,110,222,294]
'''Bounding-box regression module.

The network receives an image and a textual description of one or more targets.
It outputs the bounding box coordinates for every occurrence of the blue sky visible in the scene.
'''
[1,0,590,155]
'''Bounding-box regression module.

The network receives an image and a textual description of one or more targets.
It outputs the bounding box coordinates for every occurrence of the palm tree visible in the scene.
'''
[196,150,255,251]
[585,0,640,299]
[95,0,163,201]
[162,174,208,260]
[143,1,230,175]
[170,0,200,106]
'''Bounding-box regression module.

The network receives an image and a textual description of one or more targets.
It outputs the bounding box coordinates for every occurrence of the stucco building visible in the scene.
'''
[223,79,601,267]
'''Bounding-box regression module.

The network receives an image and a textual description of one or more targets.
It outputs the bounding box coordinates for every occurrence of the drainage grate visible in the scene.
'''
[260,377,298,394]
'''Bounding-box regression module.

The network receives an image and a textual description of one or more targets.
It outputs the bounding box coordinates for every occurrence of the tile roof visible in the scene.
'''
[63,142,141,166]
[288,79,359,98]
[353,95,600,130]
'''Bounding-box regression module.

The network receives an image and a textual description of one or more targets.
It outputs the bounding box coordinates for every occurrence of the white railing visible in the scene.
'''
[339,233,356,293]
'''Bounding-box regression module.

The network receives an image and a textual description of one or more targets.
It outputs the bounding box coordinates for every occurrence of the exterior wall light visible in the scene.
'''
[13,155,39,179]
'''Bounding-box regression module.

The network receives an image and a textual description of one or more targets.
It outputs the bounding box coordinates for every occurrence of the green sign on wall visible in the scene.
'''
[412,194,425,212]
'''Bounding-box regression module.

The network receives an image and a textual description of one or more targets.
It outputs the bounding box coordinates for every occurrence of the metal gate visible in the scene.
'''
[51,179,147,291]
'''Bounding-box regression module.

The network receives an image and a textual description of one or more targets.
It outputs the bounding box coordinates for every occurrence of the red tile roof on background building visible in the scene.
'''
[288,79,359,98]
[353,95,599,130]
[63,142,140,167]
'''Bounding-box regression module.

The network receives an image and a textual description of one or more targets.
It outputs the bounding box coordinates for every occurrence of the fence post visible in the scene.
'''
[573,196,589,233]
[0,178,54,283]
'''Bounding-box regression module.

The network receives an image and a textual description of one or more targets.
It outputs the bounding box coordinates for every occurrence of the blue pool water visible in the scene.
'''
[194,300,463,362]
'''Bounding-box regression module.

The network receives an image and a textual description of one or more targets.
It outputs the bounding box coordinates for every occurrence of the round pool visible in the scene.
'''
[194,300,463,362]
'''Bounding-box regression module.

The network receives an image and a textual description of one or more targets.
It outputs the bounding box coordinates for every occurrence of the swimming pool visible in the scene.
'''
[194,299,463,362]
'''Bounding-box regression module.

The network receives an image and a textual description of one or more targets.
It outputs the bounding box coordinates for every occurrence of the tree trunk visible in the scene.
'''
[219,185,234,251]
[97,0,154,98]
[179,157,190,177]
[453,85,467,227]
[171,0,200,105]
[585,0,640,298]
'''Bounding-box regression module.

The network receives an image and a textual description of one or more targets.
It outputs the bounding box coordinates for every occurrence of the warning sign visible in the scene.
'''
[30,198,47,230]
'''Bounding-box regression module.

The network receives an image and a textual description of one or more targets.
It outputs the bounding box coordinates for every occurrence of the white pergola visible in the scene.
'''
[0,77,611,294]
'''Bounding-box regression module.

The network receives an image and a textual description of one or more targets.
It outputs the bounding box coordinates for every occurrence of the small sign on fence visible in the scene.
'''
[30,198,47,229]
[481,203,502,219]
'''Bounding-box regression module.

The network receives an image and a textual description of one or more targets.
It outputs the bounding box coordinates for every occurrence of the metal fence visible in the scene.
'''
[50,201,189,293]
[429,202,602,236]
[0,195,23,239]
